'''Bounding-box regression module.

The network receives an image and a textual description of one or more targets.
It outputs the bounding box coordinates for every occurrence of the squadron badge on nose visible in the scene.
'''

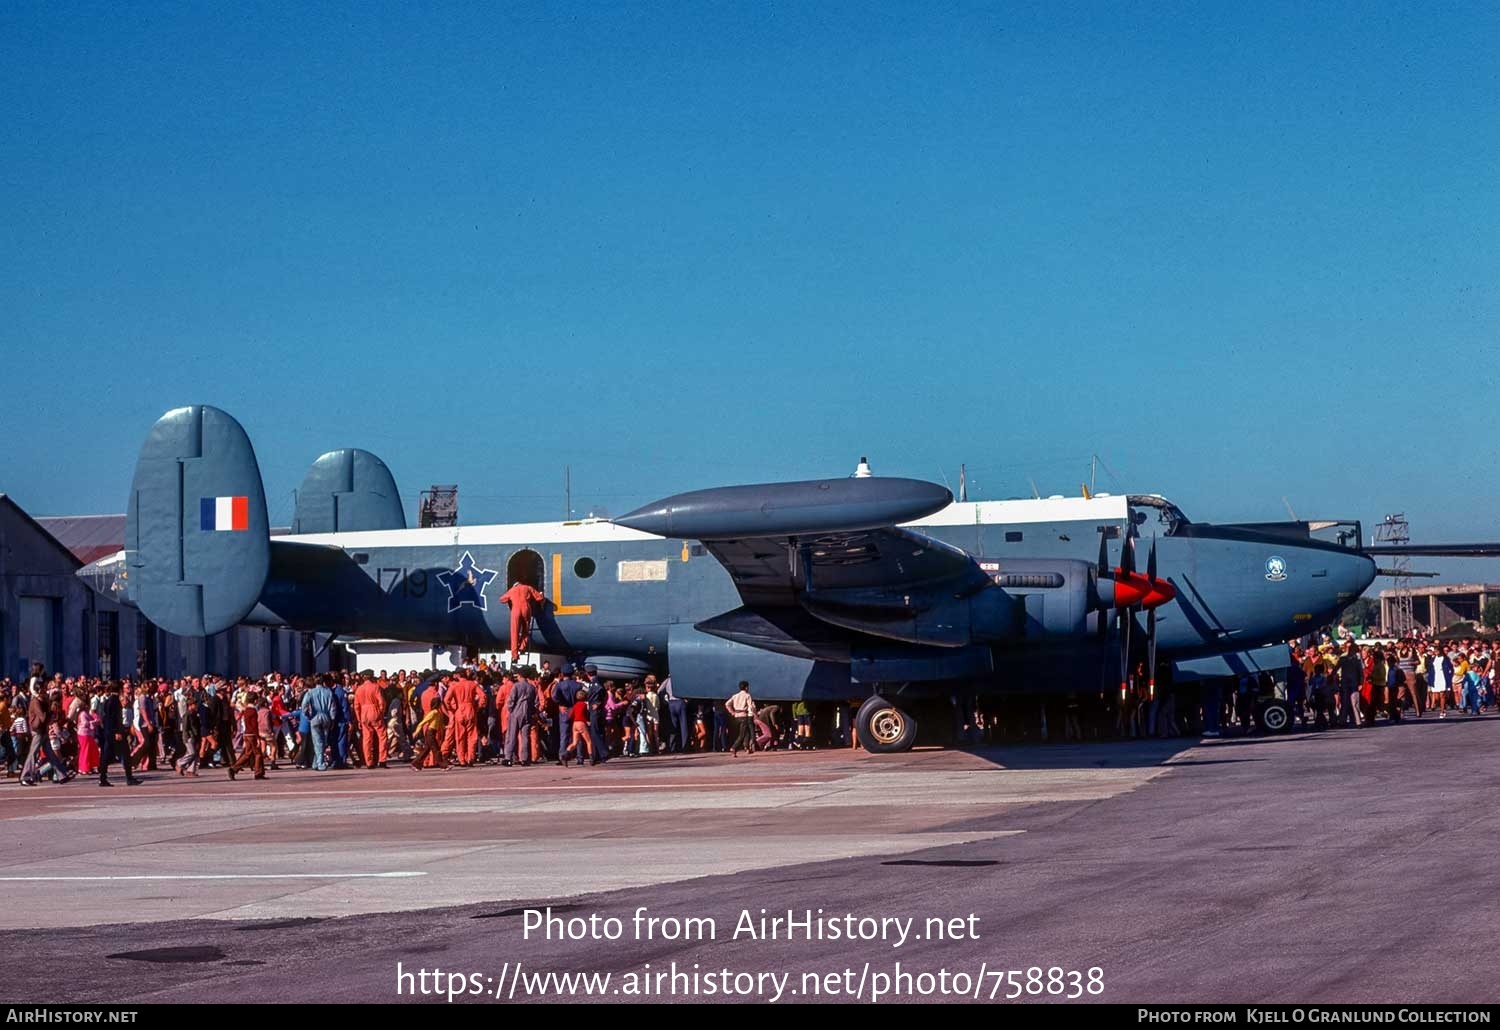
[437,551,498,612]
[1264,555,1288,582]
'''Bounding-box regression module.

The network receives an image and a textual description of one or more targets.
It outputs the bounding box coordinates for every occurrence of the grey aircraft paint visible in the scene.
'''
[119,405,1380,706]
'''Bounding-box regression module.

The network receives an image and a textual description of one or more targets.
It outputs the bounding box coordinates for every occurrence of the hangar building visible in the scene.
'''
[1379,583,1500,634]
[1,494,342,681]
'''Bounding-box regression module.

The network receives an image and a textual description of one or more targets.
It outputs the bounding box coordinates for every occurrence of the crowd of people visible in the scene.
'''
[1282,636,1493,726]
[0,661,828,787]
[944,633,1498,745]
[1,633,1493,787]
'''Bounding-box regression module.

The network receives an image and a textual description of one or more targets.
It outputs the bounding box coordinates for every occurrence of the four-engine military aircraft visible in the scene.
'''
[105,405,1390,751]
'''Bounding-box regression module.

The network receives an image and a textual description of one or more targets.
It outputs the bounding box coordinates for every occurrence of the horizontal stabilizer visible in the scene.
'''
[125,405,270,636]
[292,449,406,534]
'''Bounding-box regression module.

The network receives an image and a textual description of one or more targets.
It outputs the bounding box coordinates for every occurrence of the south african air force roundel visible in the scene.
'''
[1265,555,1288,582]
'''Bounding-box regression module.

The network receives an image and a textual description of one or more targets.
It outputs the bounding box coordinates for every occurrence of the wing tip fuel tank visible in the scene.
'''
[615,477,953,539]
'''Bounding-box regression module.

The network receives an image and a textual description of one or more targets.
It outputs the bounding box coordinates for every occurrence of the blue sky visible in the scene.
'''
[2,2,1497,580]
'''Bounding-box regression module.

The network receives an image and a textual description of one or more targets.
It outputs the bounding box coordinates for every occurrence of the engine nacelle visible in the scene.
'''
[977,558,1098,642]
[667,623,851,701]
[800,558,1100,648]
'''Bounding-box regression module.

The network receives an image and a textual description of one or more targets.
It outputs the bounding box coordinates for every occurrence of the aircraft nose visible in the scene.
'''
[1312,546,1377,622]
[1344,550,1378,598]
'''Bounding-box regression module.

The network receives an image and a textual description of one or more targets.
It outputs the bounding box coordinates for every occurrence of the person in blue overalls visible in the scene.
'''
[332,677,354,768]
[1286,659,1308,728]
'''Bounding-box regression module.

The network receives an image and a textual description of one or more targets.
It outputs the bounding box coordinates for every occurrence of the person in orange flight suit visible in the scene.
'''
[499,582,547,662]
[496,673,514,741]
[444,675,480,766]
[353,675,389,769]
[432,676,459,762]
[530,674,552,762]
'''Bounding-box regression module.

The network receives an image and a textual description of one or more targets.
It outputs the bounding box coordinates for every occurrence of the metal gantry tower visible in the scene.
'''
[1375,513,1413,636]
[419,484,459,528]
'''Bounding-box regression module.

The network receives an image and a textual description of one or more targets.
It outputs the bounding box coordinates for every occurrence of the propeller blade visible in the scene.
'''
[1118,530,1136,700]
[1095,531,1111,640]
[1146,538,1157,582]
[1146,606,1158,701]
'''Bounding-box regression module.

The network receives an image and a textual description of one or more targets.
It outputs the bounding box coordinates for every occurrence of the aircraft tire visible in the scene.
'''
[857,695,918,753]
[1255,699,1292,734]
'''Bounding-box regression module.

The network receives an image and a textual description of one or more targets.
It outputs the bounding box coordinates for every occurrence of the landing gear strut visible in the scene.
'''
[856,695,918,753]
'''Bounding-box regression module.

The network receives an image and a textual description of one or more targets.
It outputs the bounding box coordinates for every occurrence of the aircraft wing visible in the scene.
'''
[699,524,989,607]
[615,477,988,626]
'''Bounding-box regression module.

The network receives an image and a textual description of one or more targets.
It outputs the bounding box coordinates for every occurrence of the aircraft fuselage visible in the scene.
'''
[248,495,1375,699]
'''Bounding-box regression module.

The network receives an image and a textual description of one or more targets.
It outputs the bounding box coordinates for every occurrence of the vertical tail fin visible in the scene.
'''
[291,449,406,534]
[124,405,270,636]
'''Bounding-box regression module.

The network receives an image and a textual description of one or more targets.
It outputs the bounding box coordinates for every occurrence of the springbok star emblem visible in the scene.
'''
[437,551,497,613]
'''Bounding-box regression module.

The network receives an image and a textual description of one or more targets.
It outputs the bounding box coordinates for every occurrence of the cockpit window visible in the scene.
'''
[1128,495,1189,536]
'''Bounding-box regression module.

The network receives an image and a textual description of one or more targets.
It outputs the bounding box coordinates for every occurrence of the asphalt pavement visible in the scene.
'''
[3,715,1496,1004]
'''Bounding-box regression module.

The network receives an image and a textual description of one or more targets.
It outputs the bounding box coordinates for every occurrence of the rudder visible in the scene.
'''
[125,405,270,636]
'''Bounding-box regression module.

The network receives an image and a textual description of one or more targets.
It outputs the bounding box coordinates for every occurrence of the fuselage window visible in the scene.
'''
[1005,531,1023,543]
[574,557,597,579]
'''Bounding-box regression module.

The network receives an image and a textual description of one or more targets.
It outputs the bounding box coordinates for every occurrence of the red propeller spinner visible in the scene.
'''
[1109,569,1176,610]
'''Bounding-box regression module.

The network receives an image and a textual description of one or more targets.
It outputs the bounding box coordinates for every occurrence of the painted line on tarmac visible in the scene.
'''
[0,780,832,802]
[0,871,427,882]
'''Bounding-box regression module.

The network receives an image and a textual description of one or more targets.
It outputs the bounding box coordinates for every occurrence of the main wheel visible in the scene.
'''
[1255,698,1291,734]
[856,695,918,753]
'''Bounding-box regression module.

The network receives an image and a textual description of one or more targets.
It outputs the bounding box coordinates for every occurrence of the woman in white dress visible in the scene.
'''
[1428,649,1449,717]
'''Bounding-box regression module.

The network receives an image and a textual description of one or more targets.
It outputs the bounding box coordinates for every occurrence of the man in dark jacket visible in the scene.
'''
[584,664,609,765]
[659,676,689,753]
[96,681,141,786]
[20,689,72,786]
[1336,644,1364,728]
[1385,655,1407,722]
[209,682,237,769]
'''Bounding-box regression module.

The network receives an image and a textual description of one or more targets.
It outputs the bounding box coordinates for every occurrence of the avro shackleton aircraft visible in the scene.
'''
[108,405,1388,751]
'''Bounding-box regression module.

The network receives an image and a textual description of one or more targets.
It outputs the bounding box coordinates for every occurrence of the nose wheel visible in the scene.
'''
[1255,698,1292,734]
[856,695,918,753]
